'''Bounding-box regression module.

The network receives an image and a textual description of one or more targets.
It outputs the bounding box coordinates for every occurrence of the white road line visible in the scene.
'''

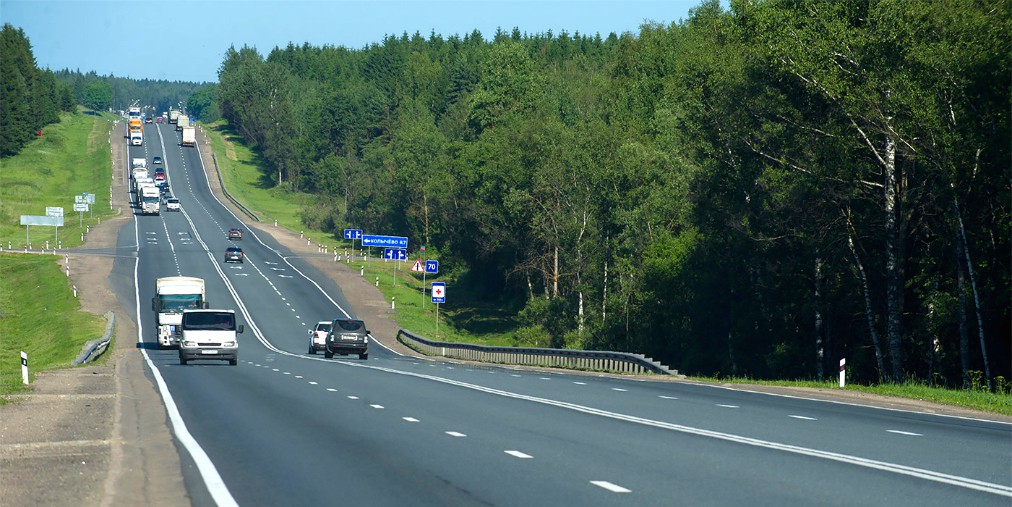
[272,368,279,372]
[446,431,467,438]
[511,374,521,377]
[539,377,551,380]
[716,404,739,408]
[612,388,628,392]
[573,382,587,385]
[887,430,923,436]
[326,388,337,392]
[294,375,303,379]
[590,481,631,493]
[283,372,291,375]
[504,450,532,459]
[789,415,817,421]
[403,417,419,422]
[347,395,359,400]
[308,381,317,385]
[370,404,384,409]
[658,395,678,400]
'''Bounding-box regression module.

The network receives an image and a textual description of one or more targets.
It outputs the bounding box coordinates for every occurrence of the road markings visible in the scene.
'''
[403,417,420,422]
[504,450,532,459]
[539,377,551,380]
[612,388,628,392]
[658,395,678,400]
[887,430,923,436]
[590,481,631,493]
[716,404,739,408]
[347,395,359,400]
[272,368,279,372]
[446,431,467,438]
[283,372,291,375]
[308,381,317,385]
[789,415,817,421]
[573,382,586,385]
[326,388,337,392]
[294,375,303,379]
[370,404,384,409]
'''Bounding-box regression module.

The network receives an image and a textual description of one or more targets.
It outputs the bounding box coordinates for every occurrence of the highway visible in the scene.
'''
[116,121,1012,506]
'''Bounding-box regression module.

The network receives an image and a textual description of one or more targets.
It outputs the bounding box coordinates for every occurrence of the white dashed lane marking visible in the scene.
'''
[611,388,627,392]
[591,481,631,493]
[887,430,923,436]
[658,395,678,400]
[504,450,533,459]
[446,431,467,438]
[789,415,817,421]
[716,404,739,408]
[402,417,419,423]
[370,404,384,409]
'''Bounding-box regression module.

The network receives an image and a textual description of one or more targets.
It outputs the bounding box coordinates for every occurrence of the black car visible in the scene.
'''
[325,318,369,359]
[224,246,244,263]
[153,156,162,165]
[228,228,243,240]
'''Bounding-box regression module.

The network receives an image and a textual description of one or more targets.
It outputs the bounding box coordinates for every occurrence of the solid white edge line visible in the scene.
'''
[132,210,238,507]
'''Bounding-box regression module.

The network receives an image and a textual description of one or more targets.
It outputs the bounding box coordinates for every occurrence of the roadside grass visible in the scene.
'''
[0,110,118,250]
[698,375,1012,416]
[0,254,109,402]
[202,120,1010,415]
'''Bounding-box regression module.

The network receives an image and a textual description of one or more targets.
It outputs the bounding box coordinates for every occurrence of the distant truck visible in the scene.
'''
[179,309,243,366]
[181,126,196,147]
[140,185,160,215]
[152,277,207,348]
[130,130,143,146]
[131,158,147,174]
[169,109,179,124]
[176,115,189,131]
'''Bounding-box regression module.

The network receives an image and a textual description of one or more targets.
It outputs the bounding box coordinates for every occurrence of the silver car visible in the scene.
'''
[307,321,332,354]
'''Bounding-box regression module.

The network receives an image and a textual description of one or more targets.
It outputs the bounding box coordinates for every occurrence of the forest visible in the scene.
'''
[215,0,1010,387]
[0,24,75,156]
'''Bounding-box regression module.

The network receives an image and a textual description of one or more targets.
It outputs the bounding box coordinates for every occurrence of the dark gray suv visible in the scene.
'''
[325,318,369,359]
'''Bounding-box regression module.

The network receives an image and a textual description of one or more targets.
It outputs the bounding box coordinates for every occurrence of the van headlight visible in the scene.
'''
[182,341,196,347]
[223,341,236,347]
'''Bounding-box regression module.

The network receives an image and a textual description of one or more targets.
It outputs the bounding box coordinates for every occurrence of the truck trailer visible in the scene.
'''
[140,185,160,214]
[152,277,207,348]
[181,126,196,147]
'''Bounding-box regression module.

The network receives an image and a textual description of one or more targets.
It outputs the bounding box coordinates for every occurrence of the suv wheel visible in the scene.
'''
[359,353,368,360]
[229,358,238,366]
[308,346,315,355]
[180,356,188,365]
[324,350,333,359]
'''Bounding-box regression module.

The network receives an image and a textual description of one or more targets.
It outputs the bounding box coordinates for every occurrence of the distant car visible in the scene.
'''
[224,246,244,263]
[228,228,243,240]
[153,156,162,165]
[307,321,332,355]
[161,192,173,204]
[165,197,180,212]
[145,117,153,123]
[156,117,163,124]
[325,318,369,360]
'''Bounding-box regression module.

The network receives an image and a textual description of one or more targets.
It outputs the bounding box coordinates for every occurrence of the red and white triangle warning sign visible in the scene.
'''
[410,259,424,273]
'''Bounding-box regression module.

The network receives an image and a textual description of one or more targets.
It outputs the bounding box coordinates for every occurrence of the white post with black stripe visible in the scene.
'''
[21,351,29,385]
[839,358,846,388]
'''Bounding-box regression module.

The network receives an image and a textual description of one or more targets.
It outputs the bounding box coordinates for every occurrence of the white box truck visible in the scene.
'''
[140,185,160,215]
[181,126,196,147]
[176,115,189,131]
[130,130,143,146]
[179,309,243,365]
[152,277,207,348]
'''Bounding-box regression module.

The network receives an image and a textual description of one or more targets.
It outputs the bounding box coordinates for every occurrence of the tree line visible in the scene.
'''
[0,24,75,156]
[51,69,205,119]
[216,0,1008,387]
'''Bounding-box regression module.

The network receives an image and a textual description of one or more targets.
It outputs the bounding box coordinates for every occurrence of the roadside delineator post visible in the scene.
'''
[21,352,29,385]
[391,297,395,310]
[839,358,846,388]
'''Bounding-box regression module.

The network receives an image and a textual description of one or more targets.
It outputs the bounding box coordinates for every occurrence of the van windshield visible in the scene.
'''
[183,312,235,330]
[159,294,202,312]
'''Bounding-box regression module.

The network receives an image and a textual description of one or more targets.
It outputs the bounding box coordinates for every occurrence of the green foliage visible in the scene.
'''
[210,4,1009,387]
[82,80,112,111]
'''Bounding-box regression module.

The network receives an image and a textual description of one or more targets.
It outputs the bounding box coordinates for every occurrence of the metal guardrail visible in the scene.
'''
[73,311,115,365]
[396,329,678,376]
[209,151,260,222]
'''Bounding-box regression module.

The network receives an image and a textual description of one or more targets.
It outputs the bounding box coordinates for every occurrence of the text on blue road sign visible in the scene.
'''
[362,235,408,248]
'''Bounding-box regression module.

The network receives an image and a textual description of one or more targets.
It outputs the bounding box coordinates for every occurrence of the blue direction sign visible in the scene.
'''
[384,248,407,260]
[343,229,362,240]
[431,282,446,304]
[425,260,439,274]
[362,234,408,248]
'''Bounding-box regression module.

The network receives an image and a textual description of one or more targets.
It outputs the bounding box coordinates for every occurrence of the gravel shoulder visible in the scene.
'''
[2,123,1006,506]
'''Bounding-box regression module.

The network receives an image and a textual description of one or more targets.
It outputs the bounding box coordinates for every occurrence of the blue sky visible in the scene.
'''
[2,0,705,83]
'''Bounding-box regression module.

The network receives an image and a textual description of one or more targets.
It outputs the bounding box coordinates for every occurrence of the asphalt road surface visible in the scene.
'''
[114,122,1011,506]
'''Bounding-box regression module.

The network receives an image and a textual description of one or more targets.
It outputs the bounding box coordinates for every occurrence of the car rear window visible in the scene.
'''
[317,323,332,332]
[335,320,364,331]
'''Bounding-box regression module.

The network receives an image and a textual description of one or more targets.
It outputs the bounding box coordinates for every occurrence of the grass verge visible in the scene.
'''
[698,376,1012,416]
[0,110,119,249]
[0,254,109,402]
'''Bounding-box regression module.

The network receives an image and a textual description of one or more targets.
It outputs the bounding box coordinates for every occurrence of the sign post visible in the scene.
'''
[383,248,407,286]
[343,229,362,261]
[431,282,446,338]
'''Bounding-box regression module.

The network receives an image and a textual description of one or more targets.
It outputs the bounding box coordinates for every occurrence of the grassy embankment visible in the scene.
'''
[0,111,118,401]
[201,121,1011,415]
